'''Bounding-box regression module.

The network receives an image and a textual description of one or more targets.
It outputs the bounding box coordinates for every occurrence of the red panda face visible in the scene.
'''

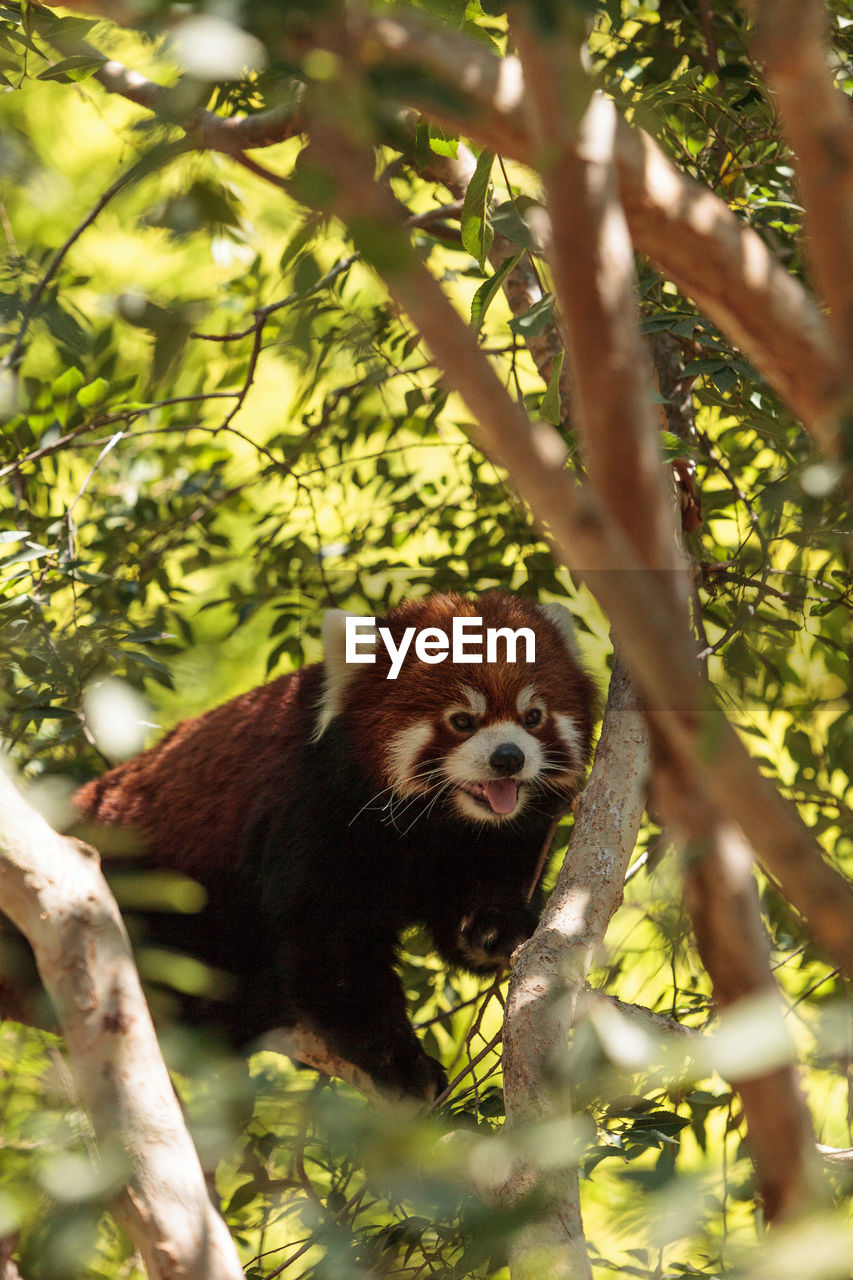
[315,593,598,828]
[385,677,586,824]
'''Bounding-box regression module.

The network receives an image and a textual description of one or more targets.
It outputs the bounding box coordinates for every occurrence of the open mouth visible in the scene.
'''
[458,779,521,816]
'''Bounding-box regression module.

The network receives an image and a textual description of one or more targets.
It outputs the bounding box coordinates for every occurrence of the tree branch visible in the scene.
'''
[507,17,826,1223]
[347,6,848,451]
[656,759,824,1221]
[614,118,848,454]
[31,5,303,159]
[500,657,650,1280]
[33,2,848,446]
[818,1145,853,1172]
[260,1027,383,1102]
[746,0,853,368]
[509,17,679,573]
[0,765,244,1280]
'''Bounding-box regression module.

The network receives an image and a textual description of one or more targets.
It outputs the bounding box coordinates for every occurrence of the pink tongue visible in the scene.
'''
[484,779,519,814]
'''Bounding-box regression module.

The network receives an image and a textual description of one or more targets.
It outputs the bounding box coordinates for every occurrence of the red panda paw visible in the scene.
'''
[456,904,538,971]
[368,1036,447,1103]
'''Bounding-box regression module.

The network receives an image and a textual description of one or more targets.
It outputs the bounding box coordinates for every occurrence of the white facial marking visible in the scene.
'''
[538,601,580,657]
[386,720,433,793]
[312,610,373,742]
[554,712,584,769]
[445,721,543,783]
[445,721,545,822]
[516,684,540,714]
[459,685,487,716]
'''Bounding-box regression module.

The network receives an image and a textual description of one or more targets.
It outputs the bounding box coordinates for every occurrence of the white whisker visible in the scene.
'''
[398,779,454,836]
[347,761,446,828]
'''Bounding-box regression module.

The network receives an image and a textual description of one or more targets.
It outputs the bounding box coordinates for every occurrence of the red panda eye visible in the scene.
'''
[524,708,543,728]
[450,712,475,733]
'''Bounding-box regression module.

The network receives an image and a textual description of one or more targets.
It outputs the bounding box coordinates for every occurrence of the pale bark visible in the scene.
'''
[657,762,823,1222]
[501,658,650,1280]
[509,16,680,575]
[0,765,244,1280]
[818,1146,853,1171]
[581,991,695,1039]
[261,1027,383,1101]
[0,1236,23,1280]
[746,0,853,367]
[508,14,825,1225]
[613,119,846,454]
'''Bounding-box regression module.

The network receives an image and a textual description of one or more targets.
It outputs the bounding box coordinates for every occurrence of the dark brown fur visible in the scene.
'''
[71,592,597,1098]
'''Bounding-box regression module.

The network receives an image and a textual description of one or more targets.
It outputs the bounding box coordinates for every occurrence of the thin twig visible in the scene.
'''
[2,166,139,372]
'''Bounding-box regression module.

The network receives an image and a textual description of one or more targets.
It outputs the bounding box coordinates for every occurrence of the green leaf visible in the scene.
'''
[539,350,564,425]
[428,126,458,158]
[29,12,99,40]
[658,430,685,459]
[414,119,432,171]
[0,543,50,568]
[226,1181,259,1215]
[76,377,110,408]
[347,215,411,276]
[681,357,729,377]
[143,179,243,239]
[2,25,43,56]
[37,54,105,83]
[51,366,85,397]
[509,293,555,337]
[0,292,22,323]
[469,252,521,332]
[491,202,536,250]
[279,217,319,273]
[711,366,737,394]
[22,705,78,722]
[460,149,495,268]
[123,627,174,644]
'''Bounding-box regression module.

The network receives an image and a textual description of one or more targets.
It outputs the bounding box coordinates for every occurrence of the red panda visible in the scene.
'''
[74,593,597,1100]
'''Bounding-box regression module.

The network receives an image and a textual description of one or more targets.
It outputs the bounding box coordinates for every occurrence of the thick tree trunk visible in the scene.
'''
[0,765,244,1280]
[500,658,650,1279]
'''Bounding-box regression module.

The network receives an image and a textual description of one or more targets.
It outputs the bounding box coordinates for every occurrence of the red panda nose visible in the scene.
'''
[489,743,525,776]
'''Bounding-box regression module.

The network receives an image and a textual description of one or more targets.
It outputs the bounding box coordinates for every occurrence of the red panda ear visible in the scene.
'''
[537,601,580,658]
[311,610,377,741]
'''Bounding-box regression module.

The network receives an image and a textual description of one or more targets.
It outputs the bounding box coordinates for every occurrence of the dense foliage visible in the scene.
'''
[0,2,851,1278]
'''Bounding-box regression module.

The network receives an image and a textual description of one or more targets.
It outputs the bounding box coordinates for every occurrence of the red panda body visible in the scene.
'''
[75,593,597,1099]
